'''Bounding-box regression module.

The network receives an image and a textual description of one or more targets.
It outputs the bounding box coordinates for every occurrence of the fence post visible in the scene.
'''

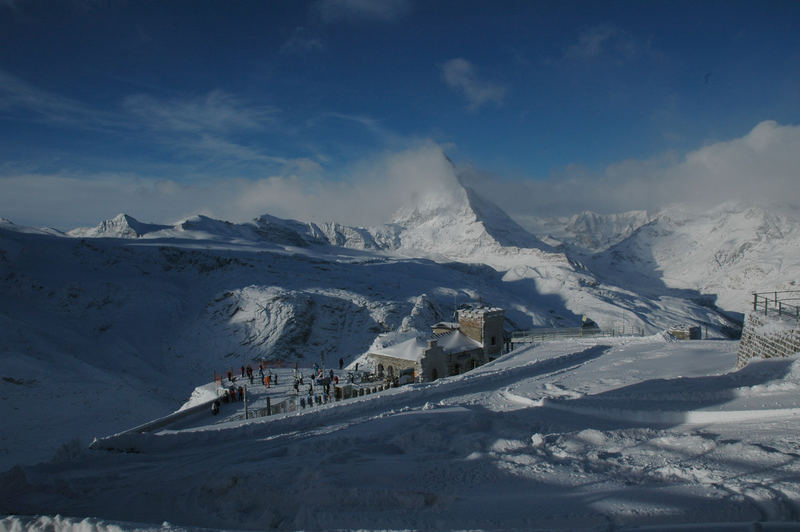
[243,385,248,420]
[765,299,768,316]
[266,396,271,416]
[775,292,778,306]
[753,293,758,311]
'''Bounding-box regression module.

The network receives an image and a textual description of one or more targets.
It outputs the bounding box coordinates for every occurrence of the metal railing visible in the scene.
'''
[753,291,800,320]
[510,325,640,345]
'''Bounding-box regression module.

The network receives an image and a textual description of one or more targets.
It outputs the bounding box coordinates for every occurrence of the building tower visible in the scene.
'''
[457,307,505,361]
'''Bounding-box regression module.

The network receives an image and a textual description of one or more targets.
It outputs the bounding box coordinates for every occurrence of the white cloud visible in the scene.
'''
[441,58,506,111]
[0,70,297,171]
[123,91,276,134]
[121,91,309,173]
[5,122,797,233]
[0,68,117,129]
[313,0,411,23]
[461,120,800,220]
[0,142,457,230]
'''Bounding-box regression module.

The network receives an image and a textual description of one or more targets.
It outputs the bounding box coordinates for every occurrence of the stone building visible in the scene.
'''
[368,306,505,382]
[667,324,702,340]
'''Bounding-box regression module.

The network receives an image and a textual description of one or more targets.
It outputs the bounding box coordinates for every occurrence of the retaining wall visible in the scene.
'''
[736,311,800,368]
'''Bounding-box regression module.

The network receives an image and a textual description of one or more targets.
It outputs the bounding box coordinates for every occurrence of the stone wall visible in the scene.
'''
[369,353,418,379]
[736,312,800,368]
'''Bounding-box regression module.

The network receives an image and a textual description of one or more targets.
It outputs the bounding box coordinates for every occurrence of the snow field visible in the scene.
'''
[4,337,800,530]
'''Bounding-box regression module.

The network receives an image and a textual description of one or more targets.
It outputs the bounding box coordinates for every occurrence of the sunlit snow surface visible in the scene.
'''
[3,337,800,531]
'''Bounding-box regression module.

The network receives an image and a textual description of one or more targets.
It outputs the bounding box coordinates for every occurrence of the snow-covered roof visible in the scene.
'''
[370,330,484,362]
[370,336,428,362]
[433,330,483,353]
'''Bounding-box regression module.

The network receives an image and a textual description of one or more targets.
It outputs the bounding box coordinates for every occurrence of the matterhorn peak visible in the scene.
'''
[388,146,469,225]
[385,155,551,259]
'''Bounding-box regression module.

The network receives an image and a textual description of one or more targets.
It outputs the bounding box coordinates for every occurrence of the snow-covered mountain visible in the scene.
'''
[1,173,782,471]
[522,209,653,253]
[516,202,800,315]
[68,213,171,239]
[584,203,800,313]
[388,181,553,259]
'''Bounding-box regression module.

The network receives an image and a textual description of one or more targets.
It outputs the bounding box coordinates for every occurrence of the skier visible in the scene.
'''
[339,358,344,370]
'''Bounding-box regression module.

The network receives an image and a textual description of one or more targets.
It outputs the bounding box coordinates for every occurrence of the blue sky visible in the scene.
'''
[1,0,799,229]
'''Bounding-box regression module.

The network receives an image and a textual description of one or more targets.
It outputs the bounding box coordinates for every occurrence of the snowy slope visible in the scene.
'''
[3,337,800,531]
[0,162,761,474]
[0,203,736,471]
[3,181,800,529]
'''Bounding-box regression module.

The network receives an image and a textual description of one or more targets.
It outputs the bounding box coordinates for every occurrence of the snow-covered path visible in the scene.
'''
[3,337,800,531]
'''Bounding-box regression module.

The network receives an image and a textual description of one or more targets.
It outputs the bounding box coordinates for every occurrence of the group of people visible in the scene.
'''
[214,357,363,416]
[224,363,280,388]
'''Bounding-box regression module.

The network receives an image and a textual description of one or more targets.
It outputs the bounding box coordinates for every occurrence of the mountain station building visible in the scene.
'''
[368,307,505,382]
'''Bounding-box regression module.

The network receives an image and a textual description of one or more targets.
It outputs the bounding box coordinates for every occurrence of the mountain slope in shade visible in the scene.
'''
[587,203,800,313]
